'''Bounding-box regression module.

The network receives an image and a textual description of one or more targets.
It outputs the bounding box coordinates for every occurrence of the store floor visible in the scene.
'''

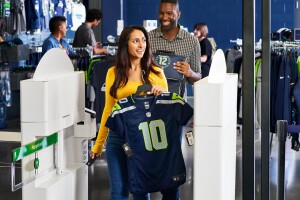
[2,130,300,200]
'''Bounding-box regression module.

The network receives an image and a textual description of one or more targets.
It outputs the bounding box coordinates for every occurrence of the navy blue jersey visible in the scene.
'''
[106,92,193,194]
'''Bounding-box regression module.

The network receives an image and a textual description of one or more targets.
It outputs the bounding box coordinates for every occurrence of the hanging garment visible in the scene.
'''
[25,0,43,31]
[90,56,115,124]
[255,58,262,130]
[270,53,282,132]
[292,76,300,151]
[274,54,292,124]
[52,0,66,16]
[70,2,85,31]
[106,92,193,194]
[7,0,27,34]
[41,0,51,30]
[0,69,11,107]
[225,48,242,73]
[65,0,73,28]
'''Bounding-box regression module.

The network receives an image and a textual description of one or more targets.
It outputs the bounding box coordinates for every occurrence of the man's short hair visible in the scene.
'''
[161,0,178,4]
[49,16,66,33]
[160,0,179,9]
[86,9,103,22]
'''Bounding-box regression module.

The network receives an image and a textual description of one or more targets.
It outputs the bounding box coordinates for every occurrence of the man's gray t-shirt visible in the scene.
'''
[73,23,96,47]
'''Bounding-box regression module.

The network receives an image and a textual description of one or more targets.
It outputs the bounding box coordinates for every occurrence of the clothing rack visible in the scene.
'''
[267,44,300,154]
[271,41,300,49]
[229,38,243,46]
[69,46,93,58]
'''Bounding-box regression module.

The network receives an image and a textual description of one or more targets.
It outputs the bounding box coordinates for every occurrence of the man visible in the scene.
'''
[42,16,72,56]
[149,0,201,97]
[149,1,200,198]
[73,9,107,55]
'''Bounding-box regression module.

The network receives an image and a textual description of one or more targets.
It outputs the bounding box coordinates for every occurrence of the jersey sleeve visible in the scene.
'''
[105,102,125,138]
[172,93,194,125]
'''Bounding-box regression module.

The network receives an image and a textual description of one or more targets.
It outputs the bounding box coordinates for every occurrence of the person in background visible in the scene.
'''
[149,0,201,98]
[194,22,213,78]
[73,8,107,55]
[42,16,71,56]
[90,25,168,200]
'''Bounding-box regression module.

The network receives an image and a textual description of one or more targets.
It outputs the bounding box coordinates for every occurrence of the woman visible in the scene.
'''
[194,22,213,78]
[90,25,168,200]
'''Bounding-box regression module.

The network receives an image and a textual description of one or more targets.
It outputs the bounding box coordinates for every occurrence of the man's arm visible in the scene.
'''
[188,39,202,84]
[173,40,202,84]
[201,55,208,62]
[186,69,201,84]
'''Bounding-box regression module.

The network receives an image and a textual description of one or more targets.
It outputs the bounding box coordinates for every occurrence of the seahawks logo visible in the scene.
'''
[155,55,171,69]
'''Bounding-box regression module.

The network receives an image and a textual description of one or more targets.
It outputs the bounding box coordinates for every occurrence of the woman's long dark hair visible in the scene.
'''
[110,25,160,98]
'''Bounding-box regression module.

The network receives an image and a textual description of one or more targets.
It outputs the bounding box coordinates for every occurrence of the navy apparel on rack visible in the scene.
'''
[269,49,300,151]
[25,0,43,31]
[90,55,115,124]
[273,52,298,125]
[53,0,66,17]
[105,92,193,194]
[270,53,282,132]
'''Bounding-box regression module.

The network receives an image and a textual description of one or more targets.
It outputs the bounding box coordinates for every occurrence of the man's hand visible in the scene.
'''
[173,61,201,84]
[95,42,102,48]
[173,61,192,78]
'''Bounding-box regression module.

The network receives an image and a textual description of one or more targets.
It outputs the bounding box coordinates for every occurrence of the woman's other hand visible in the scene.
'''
[148,85,167,96]
[90,151,101,159]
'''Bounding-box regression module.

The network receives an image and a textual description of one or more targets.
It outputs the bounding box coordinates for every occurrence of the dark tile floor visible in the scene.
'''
[2,129,300,199]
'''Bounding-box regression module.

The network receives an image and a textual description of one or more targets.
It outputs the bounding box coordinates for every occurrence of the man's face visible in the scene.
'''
[59,22,67,37]
[91,19,101,28]
[158,3,180,32]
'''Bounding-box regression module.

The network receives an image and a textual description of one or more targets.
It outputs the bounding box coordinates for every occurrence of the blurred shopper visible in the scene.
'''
[194,22,213,78]
[73,9,107,55]
[42,16,71,55]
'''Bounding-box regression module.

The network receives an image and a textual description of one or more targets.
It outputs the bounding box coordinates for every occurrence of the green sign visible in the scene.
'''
[12,132,58,162]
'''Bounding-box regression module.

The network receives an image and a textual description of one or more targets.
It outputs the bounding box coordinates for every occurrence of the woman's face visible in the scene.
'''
[127,29,147,60]
[194,29,201,38]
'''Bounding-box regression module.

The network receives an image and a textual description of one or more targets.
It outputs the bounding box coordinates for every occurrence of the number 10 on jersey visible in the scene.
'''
[138,119,168,151]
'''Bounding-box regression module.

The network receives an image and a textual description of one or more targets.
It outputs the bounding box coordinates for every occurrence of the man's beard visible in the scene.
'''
[160,20,176,32]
